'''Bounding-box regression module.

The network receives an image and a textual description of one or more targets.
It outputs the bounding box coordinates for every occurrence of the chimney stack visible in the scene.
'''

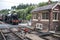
[58,0,60,3]
[48,0,51,4]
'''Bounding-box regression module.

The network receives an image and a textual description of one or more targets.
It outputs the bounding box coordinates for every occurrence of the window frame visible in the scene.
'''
[53,12,58,20]
[41,11,58,21]
[41,12,49,20]
[33,13,38,19]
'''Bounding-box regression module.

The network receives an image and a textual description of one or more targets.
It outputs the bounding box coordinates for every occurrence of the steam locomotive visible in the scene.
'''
[1,11,19,25]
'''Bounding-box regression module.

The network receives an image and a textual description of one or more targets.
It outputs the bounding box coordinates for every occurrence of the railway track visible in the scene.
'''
[1,28,60,40]
[32,30,60,40]
[9,28,60,40]
[0,23,60,40]
[5,33,21,40]
[4,25,31,40]
[37,33,60,40]
[0,30,7,40]
[40,35,60,40]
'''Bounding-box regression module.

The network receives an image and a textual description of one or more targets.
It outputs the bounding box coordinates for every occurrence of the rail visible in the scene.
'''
[5,26,31,40]
[40,34,60,40]
[0,30,7,40]
[9,29,24,40]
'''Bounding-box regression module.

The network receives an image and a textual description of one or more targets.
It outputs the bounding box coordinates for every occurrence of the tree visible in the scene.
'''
[16,4,36,9]
[38,1,57,7]
[26,14,32,20]
[0,9,10,14]
[11,6,16,10]
[38,2,48,7]
[16,6,36,20]
[16,9,25,19]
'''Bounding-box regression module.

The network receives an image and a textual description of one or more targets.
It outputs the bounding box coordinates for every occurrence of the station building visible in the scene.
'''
[31,2,60,32]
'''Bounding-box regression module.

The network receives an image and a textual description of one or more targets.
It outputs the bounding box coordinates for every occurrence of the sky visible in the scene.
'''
[0,0,58,10]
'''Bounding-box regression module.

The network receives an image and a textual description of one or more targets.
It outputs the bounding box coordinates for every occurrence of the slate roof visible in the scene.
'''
[31,3,57,12]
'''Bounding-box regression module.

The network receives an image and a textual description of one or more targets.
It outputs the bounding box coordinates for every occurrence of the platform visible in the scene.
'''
[26,34,44,40]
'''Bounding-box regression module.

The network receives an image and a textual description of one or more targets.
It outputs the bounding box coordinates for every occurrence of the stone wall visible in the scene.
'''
[32,20,59,31]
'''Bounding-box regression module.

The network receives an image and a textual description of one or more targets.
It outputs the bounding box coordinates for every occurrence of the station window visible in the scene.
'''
[42,13,49,19]
[42,12,58,20]
[33,13,38,19]
[53,12,58,20]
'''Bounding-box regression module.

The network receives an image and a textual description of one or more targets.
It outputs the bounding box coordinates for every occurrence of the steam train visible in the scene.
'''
[1,12,19,25]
